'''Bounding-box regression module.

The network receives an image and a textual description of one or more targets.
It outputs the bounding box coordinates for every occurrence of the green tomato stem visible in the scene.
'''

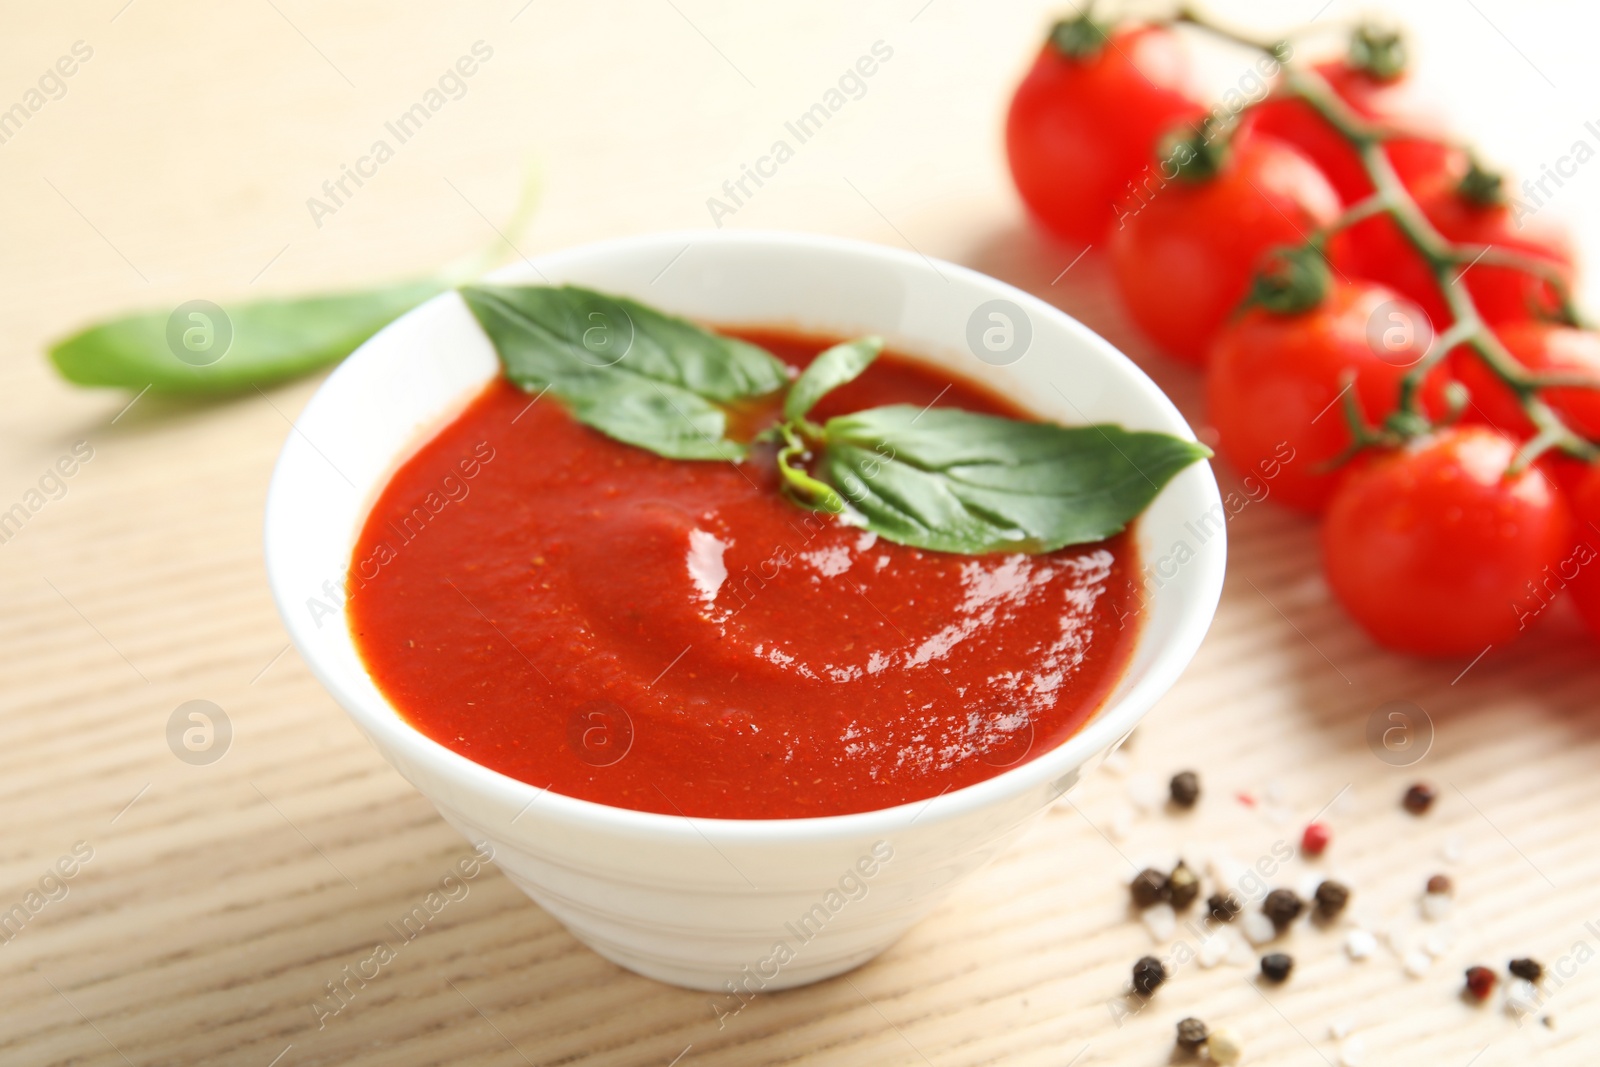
[1324,193,1391,234]
[1172,6,1287,54]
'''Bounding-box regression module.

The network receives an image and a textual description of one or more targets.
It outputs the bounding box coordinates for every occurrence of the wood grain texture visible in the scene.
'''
[1,1,1597,1064]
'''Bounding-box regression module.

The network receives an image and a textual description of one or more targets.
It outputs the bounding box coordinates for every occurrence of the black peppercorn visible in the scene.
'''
[1175,1016,1208,1051]
[1168,861,1201,910]
[1131,955,1167,996]
[1263,888,1304,930]
[1170,770,1201,808]
[1509,958,1544,982]
[1260,952,1294,982]
[1207,891,1242,923]
[1403,782,1436,814]
[1131,868,1169,909]
[1313,879,1350,920]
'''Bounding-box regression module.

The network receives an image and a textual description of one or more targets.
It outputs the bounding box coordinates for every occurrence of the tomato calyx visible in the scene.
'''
[1246,245,1332,316]
[1159,115,1234,182]
[1456,156,1507,208]
[1347,23,1408,81]
[1316,373,1461,476]
[1047,12,1112,61]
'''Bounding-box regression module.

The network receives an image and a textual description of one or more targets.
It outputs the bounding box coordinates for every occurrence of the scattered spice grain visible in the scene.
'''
[1132,955,1167,996]
[1464,966,1497,1001]
[1263,888,1305,930]
[1170,770,1201,809]
[1402,783,1436,814]
[1314,879,1350,920]
[1509,958,1543,982]
[1131,868,1169,908]
[1168,861,1200,910]
[1175,1017,1208,1052]
[1260,952,1294,982]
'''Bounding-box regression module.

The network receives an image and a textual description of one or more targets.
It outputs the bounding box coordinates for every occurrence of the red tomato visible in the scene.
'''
[1322,426,1573,656]
[1568,465,1600,641]
[1453,322,1600,441]
[1006,21,1204,245]
[1207,281,1447,513]
[1247,60,1464,204]
[1542,452,1596,499]
[1111,131,1341,365]
[1337,170,1574,331]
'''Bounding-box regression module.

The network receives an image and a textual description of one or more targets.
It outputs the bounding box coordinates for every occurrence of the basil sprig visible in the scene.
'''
[50,281,443,394]
[466,283,1209,555]
[783,336,883,421]
[462,284,788,461]
[796,405,1210,552]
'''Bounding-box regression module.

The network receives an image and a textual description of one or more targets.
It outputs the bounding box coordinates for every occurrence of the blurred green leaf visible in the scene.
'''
[49,281,443,394]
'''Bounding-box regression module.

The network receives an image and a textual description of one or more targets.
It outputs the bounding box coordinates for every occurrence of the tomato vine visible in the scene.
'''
[1165,7,1600,470]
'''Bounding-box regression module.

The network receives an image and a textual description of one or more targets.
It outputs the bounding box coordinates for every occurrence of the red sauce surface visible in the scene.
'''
[348,331,1141,819]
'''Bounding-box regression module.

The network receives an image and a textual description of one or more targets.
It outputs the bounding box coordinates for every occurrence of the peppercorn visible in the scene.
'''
[1300,821,1331,856]
[1168,861,1201,910]
[1207,891,1242,923]
[1510,958,1544,982]
[1426,873,1452,896]
[1263,888,1305,930]
[1170,770,1201,808]
[1260,952,1294,982]
[1403,782,1436,814]
[1206,1028,1243,1065]
[1130,867,1169,909]
[1313,879,1350,920]
[1175,1016,1208,1052]
[1131,955,1167,996]
[1465,965,1497,1001]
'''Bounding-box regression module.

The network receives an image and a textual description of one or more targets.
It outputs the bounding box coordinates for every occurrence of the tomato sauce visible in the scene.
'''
[348,331,1141,819]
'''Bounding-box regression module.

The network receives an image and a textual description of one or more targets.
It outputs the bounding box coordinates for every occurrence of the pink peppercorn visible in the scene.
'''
[1301,822,1331,857]
[1465,965,1497,1001]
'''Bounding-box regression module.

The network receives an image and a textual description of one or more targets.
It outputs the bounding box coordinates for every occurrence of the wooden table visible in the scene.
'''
[3,1,1597,1063]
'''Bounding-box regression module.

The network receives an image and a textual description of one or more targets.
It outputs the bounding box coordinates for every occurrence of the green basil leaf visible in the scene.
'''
[811,404,1210,553]
[461,283,789,461]
[783,336,882,422]
[560,376,739,461]
[48,281,443,394]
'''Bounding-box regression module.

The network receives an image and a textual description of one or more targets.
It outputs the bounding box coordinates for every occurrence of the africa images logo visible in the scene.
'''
[705,41,894,226]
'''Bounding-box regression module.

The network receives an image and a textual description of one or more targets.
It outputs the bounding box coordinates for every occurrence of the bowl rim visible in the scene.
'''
[264,228,1226,846]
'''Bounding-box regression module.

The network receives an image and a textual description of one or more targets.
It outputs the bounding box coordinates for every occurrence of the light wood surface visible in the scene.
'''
[2,2,1598,1064]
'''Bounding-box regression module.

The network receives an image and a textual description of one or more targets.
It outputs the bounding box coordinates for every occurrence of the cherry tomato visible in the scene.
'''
[1542,452,1596,500]
[1247,60,1464,204]
[1322,426,1573,656]
[1567,465,1600,641]
[1452,322,1600,441]
[1207,281,1447,513]
[1336,170,1574,331]
[1111,131,1341,365]
[1006,20,1204,245]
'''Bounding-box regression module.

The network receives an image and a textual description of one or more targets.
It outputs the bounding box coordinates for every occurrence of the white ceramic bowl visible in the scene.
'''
[264,230,1225,992]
